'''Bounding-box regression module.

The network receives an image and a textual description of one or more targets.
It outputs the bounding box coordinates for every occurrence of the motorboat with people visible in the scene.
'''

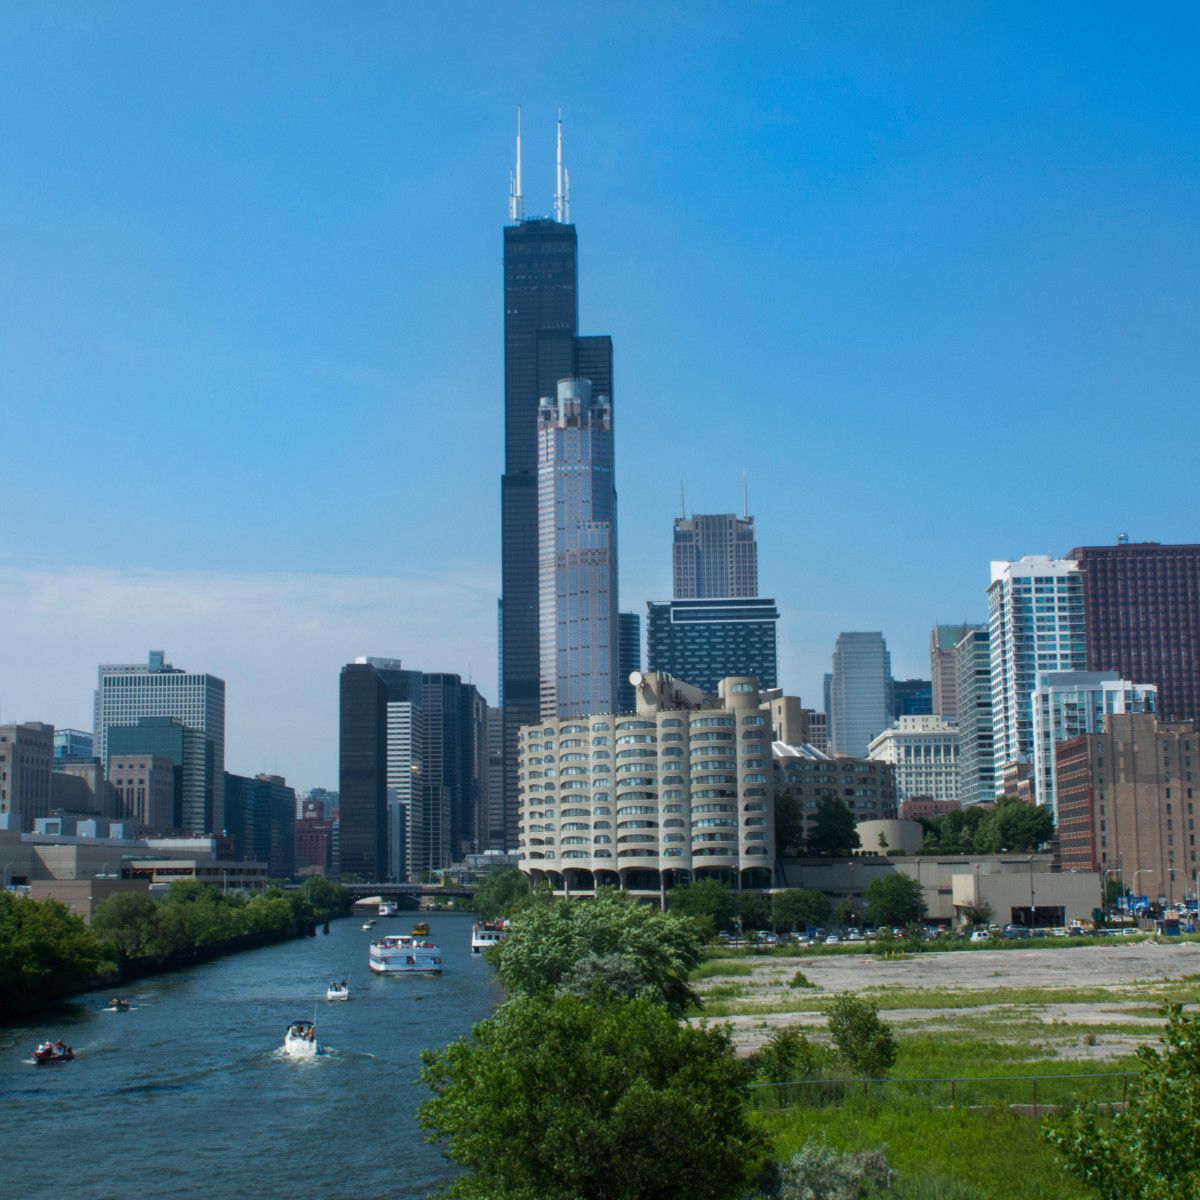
[361,918,377,931]
[282,1020,323,1058]
[368,933,443,975]
[378,900,399,918]
[33,1040,74,1065]
[471,920,507,953]
[102,997,131,1012]
[411,919,430,937]
[326,979,350,1001]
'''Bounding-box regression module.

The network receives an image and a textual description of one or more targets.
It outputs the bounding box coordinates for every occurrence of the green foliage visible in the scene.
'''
[957,900,993,928]
[789,969,816,989]
[747,1028,824,1084]
[419,992,768,1200]
[298,876,351,920]
[807,795,861,856]
[489,888,704,1016]
[771,1101,1092,1200]
[91,882,319,963]
[472,867,530,921]
[774,789,808,856]
[772,889,832,932]
[919,797,1052,855]
[734,891,772,933]
[826,995,897,1079]
[668,877,734,937]
[864,873,926,928]
[0,891,105,1021]
[763,1141,894,1200]
[832,897,860,928]
[1044,1003,1200,1199]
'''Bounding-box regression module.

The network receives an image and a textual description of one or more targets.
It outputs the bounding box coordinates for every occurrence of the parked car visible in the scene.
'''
[824,934,841,946]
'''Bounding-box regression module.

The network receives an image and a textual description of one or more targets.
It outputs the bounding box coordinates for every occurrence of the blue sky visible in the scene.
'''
[2,3,1198,789]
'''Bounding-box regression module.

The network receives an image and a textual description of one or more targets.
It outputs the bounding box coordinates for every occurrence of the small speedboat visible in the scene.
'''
[102,997,131,1012]
[361,919,376,931]
[282,1020,322,1058]
[411,920,430,937]
[33,1041,75,1066]
[326,980,350,1001]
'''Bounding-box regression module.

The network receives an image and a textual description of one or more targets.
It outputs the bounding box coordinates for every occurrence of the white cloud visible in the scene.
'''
[0,564,498,792]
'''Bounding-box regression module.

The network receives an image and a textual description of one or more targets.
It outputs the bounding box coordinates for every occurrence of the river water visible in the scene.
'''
[0,911,503,1200]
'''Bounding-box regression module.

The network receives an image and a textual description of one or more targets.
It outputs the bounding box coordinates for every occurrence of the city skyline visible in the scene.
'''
[3,5,1200,790]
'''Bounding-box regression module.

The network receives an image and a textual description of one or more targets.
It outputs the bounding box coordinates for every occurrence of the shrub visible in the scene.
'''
[747,1028,823,1083]
[789,969,816,989]
[764,1141,894,1200]
[826,995,897,1079]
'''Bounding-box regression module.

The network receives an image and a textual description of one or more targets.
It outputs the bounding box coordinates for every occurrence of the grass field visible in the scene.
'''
[766,1100,1095,1200]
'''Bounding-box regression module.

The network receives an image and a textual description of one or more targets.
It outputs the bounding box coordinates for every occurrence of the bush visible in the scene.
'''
[747,1028,823,1083]
[420,993,767,1200]
[764,1141,894,1200]
[789,969,816,989]
[826,995,897,1079]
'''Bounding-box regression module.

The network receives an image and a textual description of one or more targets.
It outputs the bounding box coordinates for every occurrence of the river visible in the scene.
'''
[0,911,503,1199]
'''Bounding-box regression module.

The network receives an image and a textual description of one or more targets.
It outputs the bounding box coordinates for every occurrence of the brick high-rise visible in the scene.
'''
[1069,540,1200,727]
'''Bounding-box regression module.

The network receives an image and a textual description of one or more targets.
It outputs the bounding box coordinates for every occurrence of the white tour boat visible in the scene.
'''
[325,979,350,1001]
[282,1020,323,1058]
[378,900,400,918]
[471,920,507,953]
[368,933,443,975]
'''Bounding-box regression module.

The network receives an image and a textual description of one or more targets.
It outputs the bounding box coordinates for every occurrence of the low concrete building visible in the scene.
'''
[856,819,923,855]
[29,876,150,923]
[778,853,1099,926]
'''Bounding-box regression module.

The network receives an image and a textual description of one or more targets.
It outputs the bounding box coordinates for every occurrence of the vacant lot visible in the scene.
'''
[694,940,1200,1059]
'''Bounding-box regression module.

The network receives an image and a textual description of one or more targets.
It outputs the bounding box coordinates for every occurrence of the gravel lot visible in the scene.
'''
[698,941,1200,1056]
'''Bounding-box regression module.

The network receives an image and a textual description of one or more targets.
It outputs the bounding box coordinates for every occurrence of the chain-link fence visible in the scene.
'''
[750,1071,1136,1114]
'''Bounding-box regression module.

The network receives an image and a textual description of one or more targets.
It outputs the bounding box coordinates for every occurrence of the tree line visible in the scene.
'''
[0,877,351,1022]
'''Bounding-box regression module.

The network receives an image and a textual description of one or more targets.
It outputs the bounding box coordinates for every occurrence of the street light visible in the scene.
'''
[1130,869,1151,921]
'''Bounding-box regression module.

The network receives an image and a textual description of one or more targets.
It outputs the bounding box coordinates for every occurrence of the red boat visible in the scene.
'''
[33,1041,74,1065]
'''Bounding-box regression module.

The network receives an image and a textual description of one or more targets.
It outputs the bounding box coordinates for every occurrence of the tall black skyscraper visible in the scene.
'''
[499,115,612,847]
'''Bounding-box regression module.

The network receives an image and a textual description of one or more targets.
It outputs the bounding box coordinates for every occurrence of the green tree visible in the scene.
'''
[667,878,734,938]
[977,796,1054,853]
[826,994,897,1078]
[806,795,860,856]
[732,892,771,934]
[92,892,163,958]
[473,867,530,921]
[832,896,860,928]
[489,888,704,1016]
[419,993,767,1200]
[1045,1004,1200,1199]
[959,899,994,928]
[773,789,807,856]
[746,1027,823,1084]
[299,876,351,920]
[863,872,926,928]
[771,888,831,933]
[0,892,105,1020]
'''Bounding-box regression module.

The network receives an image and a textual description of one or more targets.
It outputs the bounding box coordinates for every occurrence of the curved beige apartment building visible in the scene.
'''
[518,672,775,896]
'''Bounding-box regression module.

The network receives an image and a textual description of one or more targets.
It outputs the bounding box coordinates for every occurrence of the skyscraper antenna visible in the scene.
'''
[508,107,524,223]
[554,109,566,223]
[742,472,748,520]
[680,480,686,519]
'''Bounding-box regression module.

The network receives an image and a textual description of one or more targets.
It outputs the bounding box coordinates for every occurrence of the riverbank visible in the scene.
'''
[2,911,500,1199]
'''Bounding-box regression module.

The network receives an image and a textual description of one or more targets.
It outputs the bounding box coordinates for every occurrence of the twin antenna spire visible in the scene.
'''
[509,107,570,224]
